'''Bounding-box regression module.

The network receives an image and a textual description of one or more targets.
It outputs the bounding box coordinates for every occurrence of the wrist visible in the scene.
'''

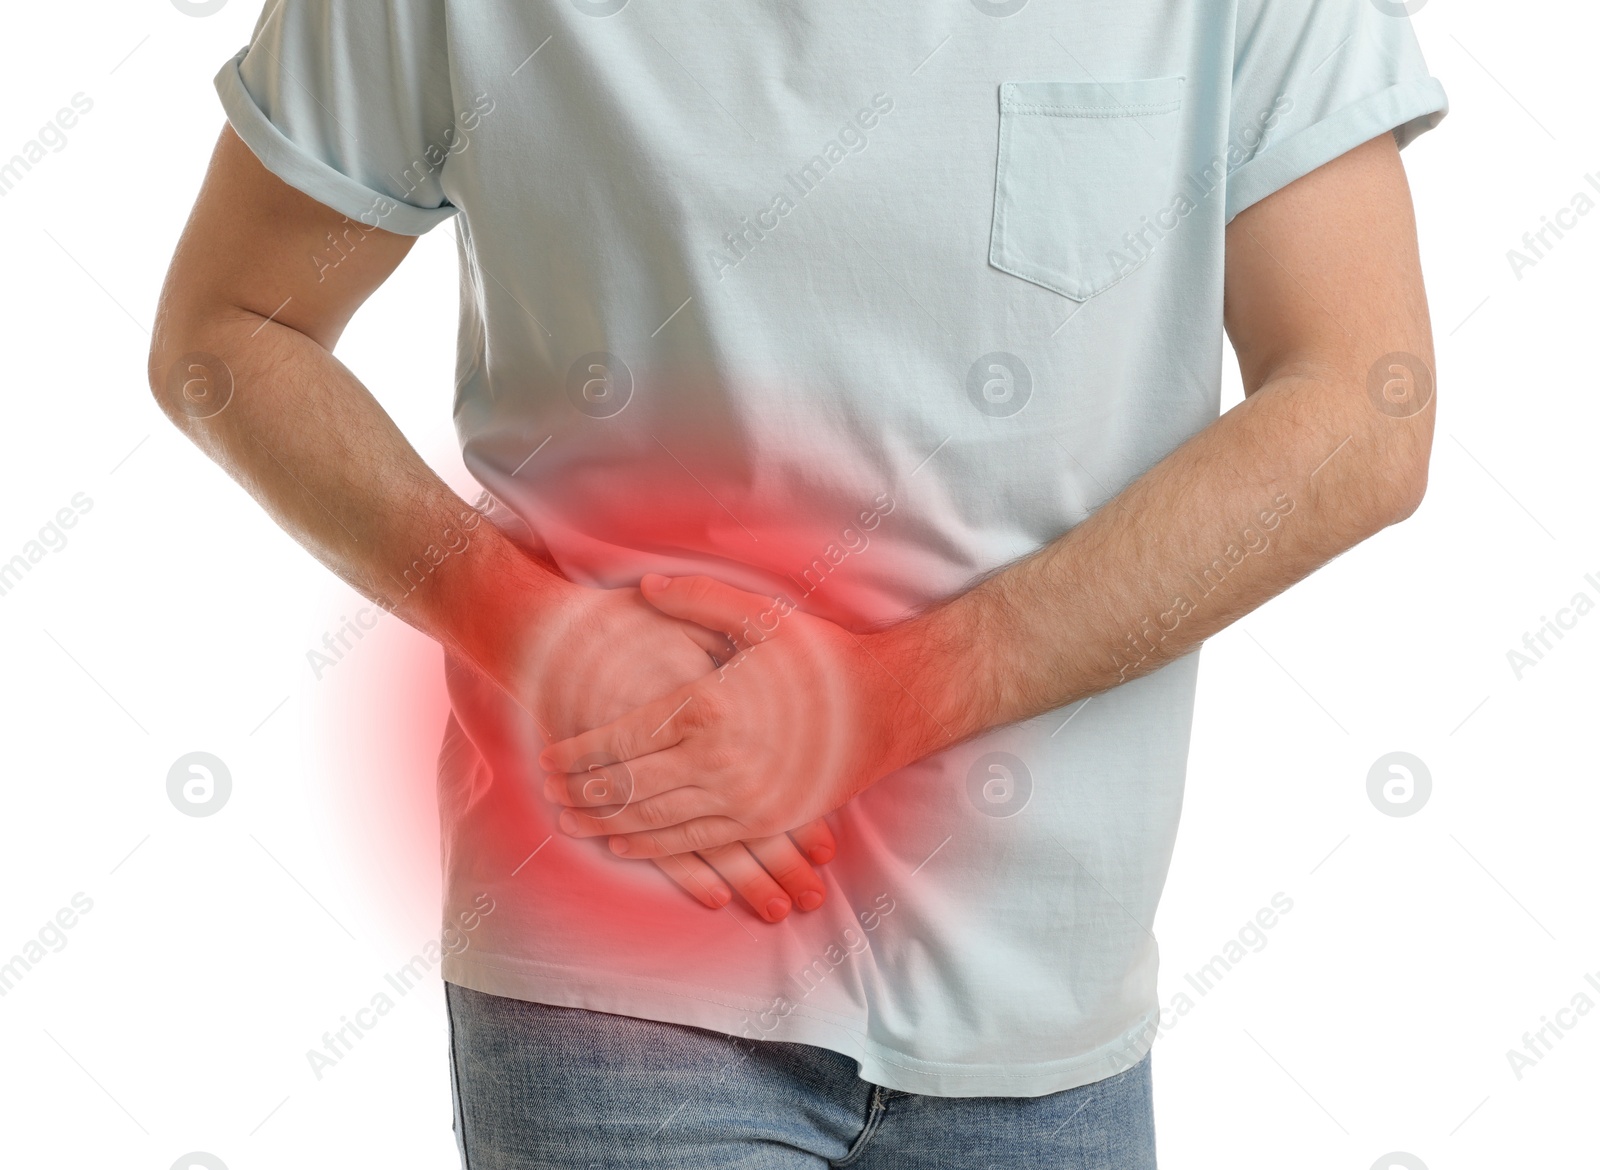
[429,521,579,707]
[859,602,1001,773]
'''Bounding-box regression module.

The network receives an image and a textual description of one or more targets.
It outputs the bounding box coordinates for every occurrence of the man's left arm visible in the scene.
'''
[541,131,1436,857]
[886,127,1437,744]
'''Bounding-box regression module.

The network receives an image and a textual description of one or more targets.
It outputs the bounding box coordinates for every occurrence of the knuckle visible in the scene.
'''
[637,798,675,830]
[680,693,720,731]
[613,727,643,759]
[692,842,739,867]
[683,819,724,853]
[765,857,809,886]
[649,853,686,879]
[700,741,739,773]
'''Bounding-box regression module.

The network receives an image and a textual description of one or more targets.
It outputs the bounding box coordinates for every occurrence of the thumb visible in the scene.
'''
[640,574,787,641]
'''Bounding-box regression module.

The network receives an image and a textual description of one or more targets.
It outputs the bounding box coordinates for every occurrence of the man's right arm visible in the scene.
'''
[149,125,837,922]
[147,125,563,696]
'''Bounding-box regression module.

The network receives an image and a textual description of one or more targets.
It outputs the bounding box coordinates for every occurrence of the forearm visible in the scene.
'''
[877,363,1432,760]
[148,307,572,699]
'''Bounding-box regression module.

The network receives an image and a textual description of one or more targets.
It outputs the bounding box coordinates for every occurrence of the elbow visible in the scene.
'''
[1384,463,1429,526]
[147,317,235,426]
[146,343,175,418]
[1366,442,1431,530]
[147,316,187,423]
[1361,370,1436,529]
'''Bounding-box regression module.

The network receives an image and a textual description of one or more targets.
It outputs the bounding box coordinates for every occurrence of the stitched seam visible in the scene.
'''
[452,951,869,1028]
[1000,101,1181,117]
[989,254,1097,300]
[990,98,1014,279]
[444,983,473,1170]
[990,103,1100,303]
[832,1085,890,1167]
[990,92,1176,299]
[448,952,1160,1082]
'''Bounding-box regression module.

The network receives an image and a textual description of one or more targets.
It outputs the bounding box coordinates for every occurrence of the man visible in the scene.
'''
[149,0,1446,1165]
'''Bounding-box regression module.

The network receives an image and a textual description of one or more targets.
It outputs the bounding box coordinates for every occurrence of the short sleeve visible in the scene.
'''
[1224,0,1448,223]
[214,0,459,235]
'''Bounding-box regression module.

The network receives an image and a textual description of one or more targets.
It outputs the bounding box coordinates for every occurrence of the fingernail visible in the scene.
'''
[558,810,579,835]
[709,885,731,907]
[609,837,630,856]
[798,890,823,911]
[538,753,555,771]
[809,847,834,864]
[765,897,791,921]
[640,572,669,590]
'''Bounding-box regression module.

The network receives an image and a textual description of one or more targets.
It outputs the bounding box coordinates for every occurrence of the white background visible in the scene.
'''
[0,1,1594,1167]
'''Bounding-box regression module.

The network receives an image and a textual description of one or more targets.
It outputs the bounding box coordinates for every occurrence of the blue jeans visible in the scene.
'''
[444,982,1157,1169]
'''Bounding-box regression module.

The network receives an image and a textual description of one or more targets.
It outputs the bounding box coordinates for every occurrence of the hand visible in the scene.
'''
[538,573,925,859]
[514,579,838,921]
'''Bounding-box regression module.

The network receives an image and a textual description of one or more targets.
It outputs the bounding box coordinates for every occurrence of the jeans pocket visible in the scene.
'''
[989,77,1184,301]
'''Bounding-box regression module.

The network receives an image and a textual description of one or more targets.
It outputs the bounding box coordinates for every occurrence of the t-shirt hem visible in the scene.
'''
[212,47,456,236]
[441,949,1159,1099]
[1224,76,1448,223]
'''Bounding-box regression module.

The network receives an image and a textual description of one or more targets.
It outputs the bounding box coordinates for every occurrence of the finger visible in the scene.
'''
[649,853,732,910]
[696,843,793,922]
[542,753,681,810]
[607,818,746,860]
[786,818,837,866]
[558,784,709,839]
[537,686,693,773]
[741,834,827,913]
[543,760,635,809]
[640,574,787,642]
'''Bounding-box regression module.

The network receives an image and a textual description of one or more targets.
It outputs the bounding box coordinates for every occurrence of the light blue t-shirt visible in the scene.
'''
[217,0,1446,1096]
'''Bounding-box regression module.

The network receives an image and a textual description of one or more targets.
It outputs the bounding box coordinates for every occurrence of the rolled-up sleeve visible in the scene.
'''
[214,0,460,235]
[1224,0,1448,223]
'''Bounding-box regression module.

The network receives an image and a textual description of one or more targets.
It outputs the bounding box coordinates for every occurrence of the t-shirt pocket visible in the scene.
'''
[988,77,1185,302]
